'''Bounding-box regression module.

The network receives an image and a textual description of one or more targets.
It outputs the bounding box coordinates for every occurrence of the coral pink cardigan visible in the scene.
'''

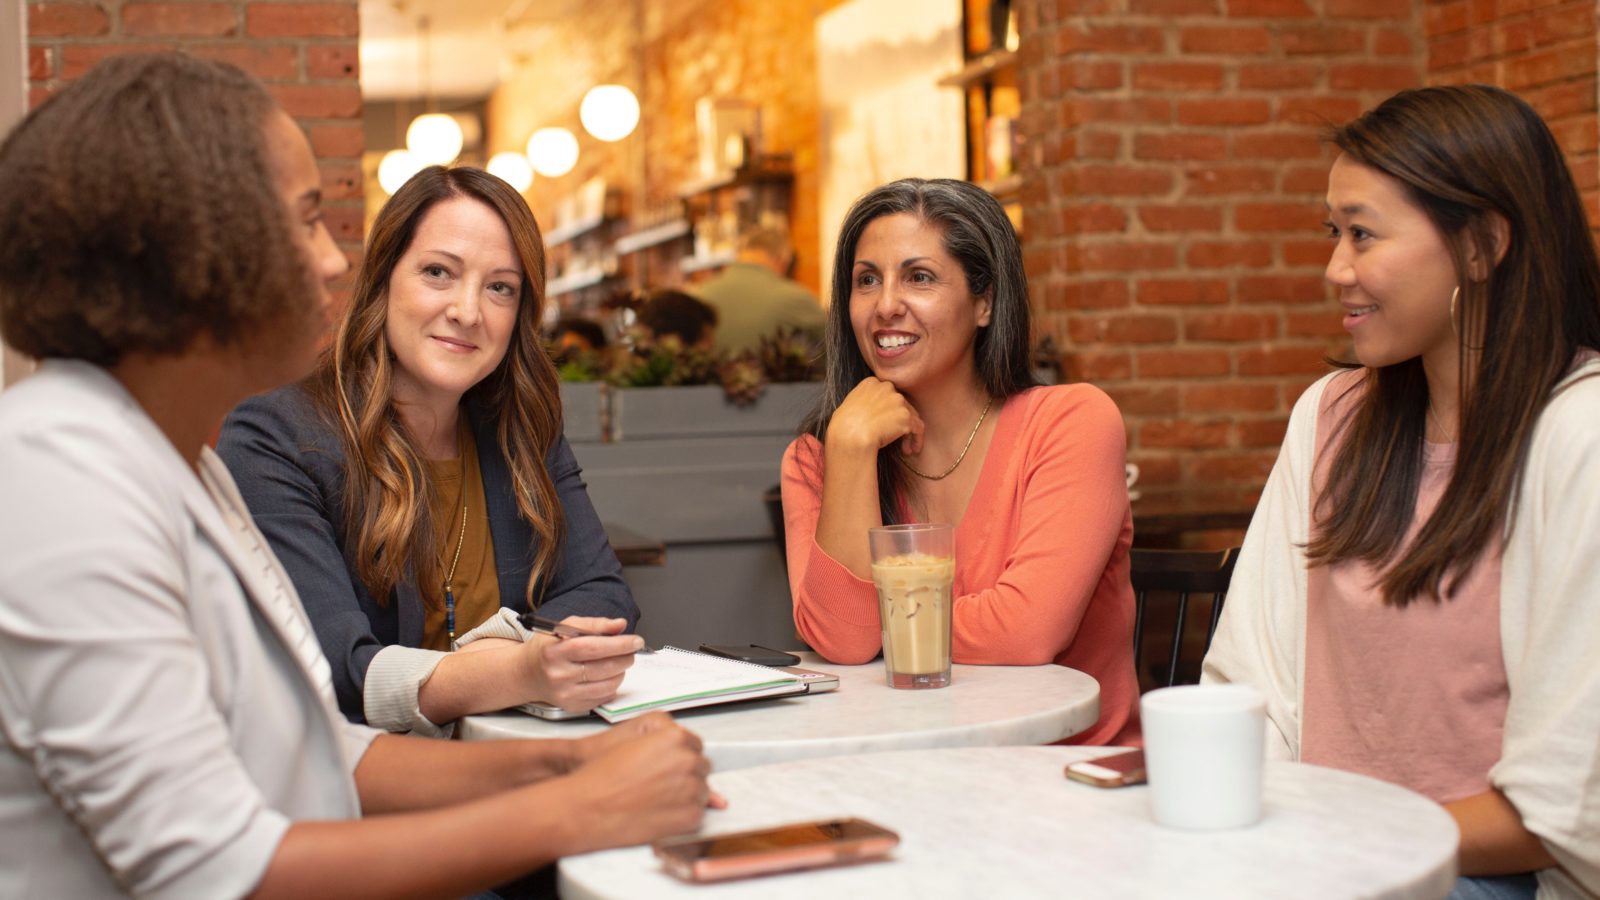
[781,385,1140,745]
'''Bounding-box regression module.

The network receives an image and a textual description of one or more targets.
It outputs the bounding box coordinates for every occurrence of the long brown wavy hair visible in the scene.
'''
[1306,85,1600,604]
[308,166,565,609]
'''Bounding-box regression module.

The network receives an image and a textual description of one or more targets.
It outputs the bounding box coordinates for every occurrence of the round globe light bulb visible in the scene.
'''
[406,113,464,165]
[377,148,424,195]
[525,127,579,178]
[579,84,640,142]
[486,151,534,193]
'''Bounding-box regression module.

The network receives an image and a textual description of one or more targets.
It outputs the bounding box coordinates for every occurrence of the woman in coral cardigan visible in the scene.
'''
[781,178,1139,744]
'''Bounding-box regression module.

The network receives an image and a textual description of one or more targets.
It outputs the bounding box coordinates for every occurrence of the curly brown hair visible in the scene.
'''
[0,53,315,366]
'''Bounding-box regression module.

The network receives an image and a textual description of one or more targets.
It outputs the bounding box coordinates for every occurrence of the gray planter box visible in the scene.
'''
[564,381,822,649]
[558,381,606,444]
[609,382,819,440]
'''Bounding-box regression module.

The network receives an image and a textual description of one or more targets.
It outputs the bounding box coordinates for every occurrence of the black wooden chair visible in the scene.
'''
[1130,546,1241,690]
[763,484,787,571]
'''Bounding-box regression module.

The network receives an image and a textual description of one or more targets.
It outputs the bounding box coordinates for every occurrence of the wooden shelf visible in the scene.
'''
[976,173,1023,200]
[938,48,1018,88]
[614,219,691,255]
[545,213,613,248]
[677,159,794,200]
[547,268,613,297]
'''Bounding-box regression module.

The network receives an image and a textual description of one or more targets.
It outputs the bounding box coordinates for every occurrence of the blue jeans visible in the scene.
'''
[1447,873,1538,900]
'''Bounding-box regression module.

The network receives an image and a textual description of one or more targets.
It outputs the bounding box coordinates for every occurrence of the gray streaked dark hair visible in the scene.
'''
[800,177,1036,524]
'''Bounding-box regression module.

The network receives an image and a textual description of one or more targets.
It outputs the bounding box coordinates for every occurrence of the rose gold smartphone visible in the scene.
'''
[1064,749,1147,788]
[653,817,899,883]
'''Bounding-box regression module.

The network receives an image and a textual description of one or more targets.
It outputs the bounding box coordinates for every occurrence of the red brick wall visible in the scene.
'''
[26,1,365,260]
[1425,0,1599,221]
[1015,0,1424,513]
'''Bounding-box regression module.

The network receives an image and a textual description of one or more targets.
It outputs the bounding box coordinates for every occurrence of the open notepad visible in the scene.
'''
[593,647,807,723]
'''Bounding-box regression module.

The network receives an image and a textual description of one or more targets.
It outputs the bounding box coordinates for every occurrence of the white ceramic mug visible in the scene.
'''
[1140,683,1267,830]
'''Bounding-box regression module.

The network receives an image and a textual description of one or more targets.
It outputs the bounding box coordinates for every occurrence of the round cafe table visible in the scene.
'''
[558,746,1459,900]
[457,652,1100,772]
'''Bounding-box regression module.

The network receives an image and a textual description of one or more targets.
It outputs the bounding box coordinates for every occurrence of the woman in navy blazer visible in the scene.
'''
[219,166,642,736]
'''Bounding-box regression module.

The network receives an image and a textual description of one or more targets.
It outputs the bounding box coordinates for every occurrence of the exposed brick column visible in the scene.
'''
[1015,0,1422,513]
[1425,0,1600,225]
[26,1,365,262]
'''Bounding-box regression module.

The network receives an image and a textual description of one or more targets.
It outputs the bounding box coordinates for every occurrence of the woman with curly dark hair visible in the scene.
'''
[0,53,710,899]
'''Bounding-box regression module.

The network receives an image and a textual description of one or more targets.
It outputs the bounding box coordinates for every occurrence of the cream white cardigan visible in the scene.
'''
[1203,359,1600,899]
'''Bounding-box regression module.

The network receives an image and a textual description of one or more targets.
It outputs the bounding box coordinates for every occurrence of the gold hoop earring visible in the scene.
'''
[1449,286,1460,335]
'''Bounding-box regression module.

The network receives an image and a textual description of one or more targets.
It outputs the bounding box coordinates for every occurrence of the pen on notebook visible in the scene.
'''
[517,612,655,653]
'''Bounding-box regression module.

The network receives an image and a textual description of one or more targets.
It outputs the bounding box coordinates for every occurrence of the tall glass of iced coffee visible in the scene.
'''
[868,523,955,689]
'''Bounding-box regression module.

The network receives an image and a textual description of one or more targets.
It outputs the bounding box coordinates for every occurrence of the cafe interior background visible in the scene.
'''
[6,0,1599,674]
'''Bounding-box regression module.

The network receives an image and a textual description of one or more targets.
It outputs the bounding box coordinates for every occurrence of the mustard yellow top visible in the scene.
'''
[421,422,499,651]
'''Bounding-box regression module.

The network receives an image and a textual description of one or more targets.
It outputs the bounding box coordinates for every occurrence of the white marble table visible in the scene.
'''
[458,653,1100,772]
[559,746,1460,900]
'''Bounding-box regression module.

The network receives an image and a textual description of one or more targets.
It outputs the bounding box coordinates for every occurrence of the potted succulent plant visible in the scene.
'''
[553,326,823,442]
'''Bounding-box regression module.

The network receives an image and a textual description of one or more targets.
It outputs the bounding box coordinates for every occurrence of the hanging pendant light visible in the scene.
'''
[378,148,424,195]
[579,84,640,142]
[526,127,579,178]
[486,151,534,192]
[395,15,460,176]
[406,113,464,166]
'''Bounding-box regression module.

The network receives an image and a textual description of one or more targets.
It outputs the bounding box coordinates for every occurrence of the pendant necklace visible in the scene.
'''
[1427,402,1456,443]
[901,396,994,481]
[443,495,467,644]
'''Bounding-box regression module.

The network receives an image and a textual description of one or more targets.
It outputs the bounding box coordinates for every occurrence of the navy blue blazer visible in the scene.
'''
[216,384,639,724]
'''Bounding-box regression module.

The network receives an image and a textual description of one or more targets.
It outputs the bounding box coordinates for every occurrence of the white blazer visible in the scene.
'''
[0,361,379,899]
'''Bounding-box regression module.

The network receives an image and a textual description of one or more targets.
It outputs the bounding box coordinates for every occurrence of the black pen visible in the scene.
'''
[517,612,655,653]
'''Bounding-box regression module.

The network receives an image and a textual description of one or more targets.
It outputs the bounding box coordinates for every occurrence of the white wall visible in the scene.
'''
[814,0,965,305]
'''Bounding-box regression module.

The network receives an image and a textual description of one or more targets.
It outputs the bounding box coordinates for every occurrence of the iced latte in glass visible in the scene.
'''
[868,524,955,689]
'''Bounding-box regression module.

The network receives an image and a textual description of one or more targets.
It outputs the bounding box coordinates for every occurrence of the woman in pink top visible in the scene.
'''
[781,178,1139,745]
[1204,86,1600,899]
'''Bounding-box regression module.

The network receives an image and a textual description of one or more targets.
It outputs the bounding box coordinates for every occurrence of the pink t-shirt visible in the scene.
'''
[1300,371,1508,804]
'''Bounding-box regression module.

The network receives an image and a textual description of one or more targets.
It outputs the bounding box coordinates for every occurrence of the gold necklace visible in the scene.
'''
[900,397,994,481]
[442,495,467,643]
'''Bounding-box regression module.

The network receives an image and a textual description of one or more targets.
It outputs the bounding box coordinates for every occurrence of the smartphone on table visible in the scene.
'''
[698,643,801,667]
[653,817,899,883]
[1064,749,1147,788]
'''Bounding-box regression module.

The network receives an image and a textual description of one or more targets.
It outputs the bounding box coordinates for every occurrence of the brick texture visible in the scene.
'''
[1017,0,1421,515]
[1426,0,1600,218]
[26,0,365,267]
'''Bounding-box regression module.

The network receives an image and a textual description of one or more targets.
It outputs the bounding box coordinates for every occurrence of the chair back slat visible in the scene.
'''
[1132,588,1147,668]
[1129,547,1240,690]
[1166,592,1190,688]
[1206,587,1227,647]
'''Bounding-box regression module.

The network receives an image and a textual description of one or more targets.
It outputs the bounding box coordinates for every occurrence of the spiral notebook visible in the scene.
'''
[593,646,807,723]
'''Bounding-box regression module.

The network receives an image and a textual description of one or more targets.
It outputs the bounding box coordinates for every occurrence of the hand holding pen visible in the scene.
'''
[517,613,648,711]
[520,612,654,652]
